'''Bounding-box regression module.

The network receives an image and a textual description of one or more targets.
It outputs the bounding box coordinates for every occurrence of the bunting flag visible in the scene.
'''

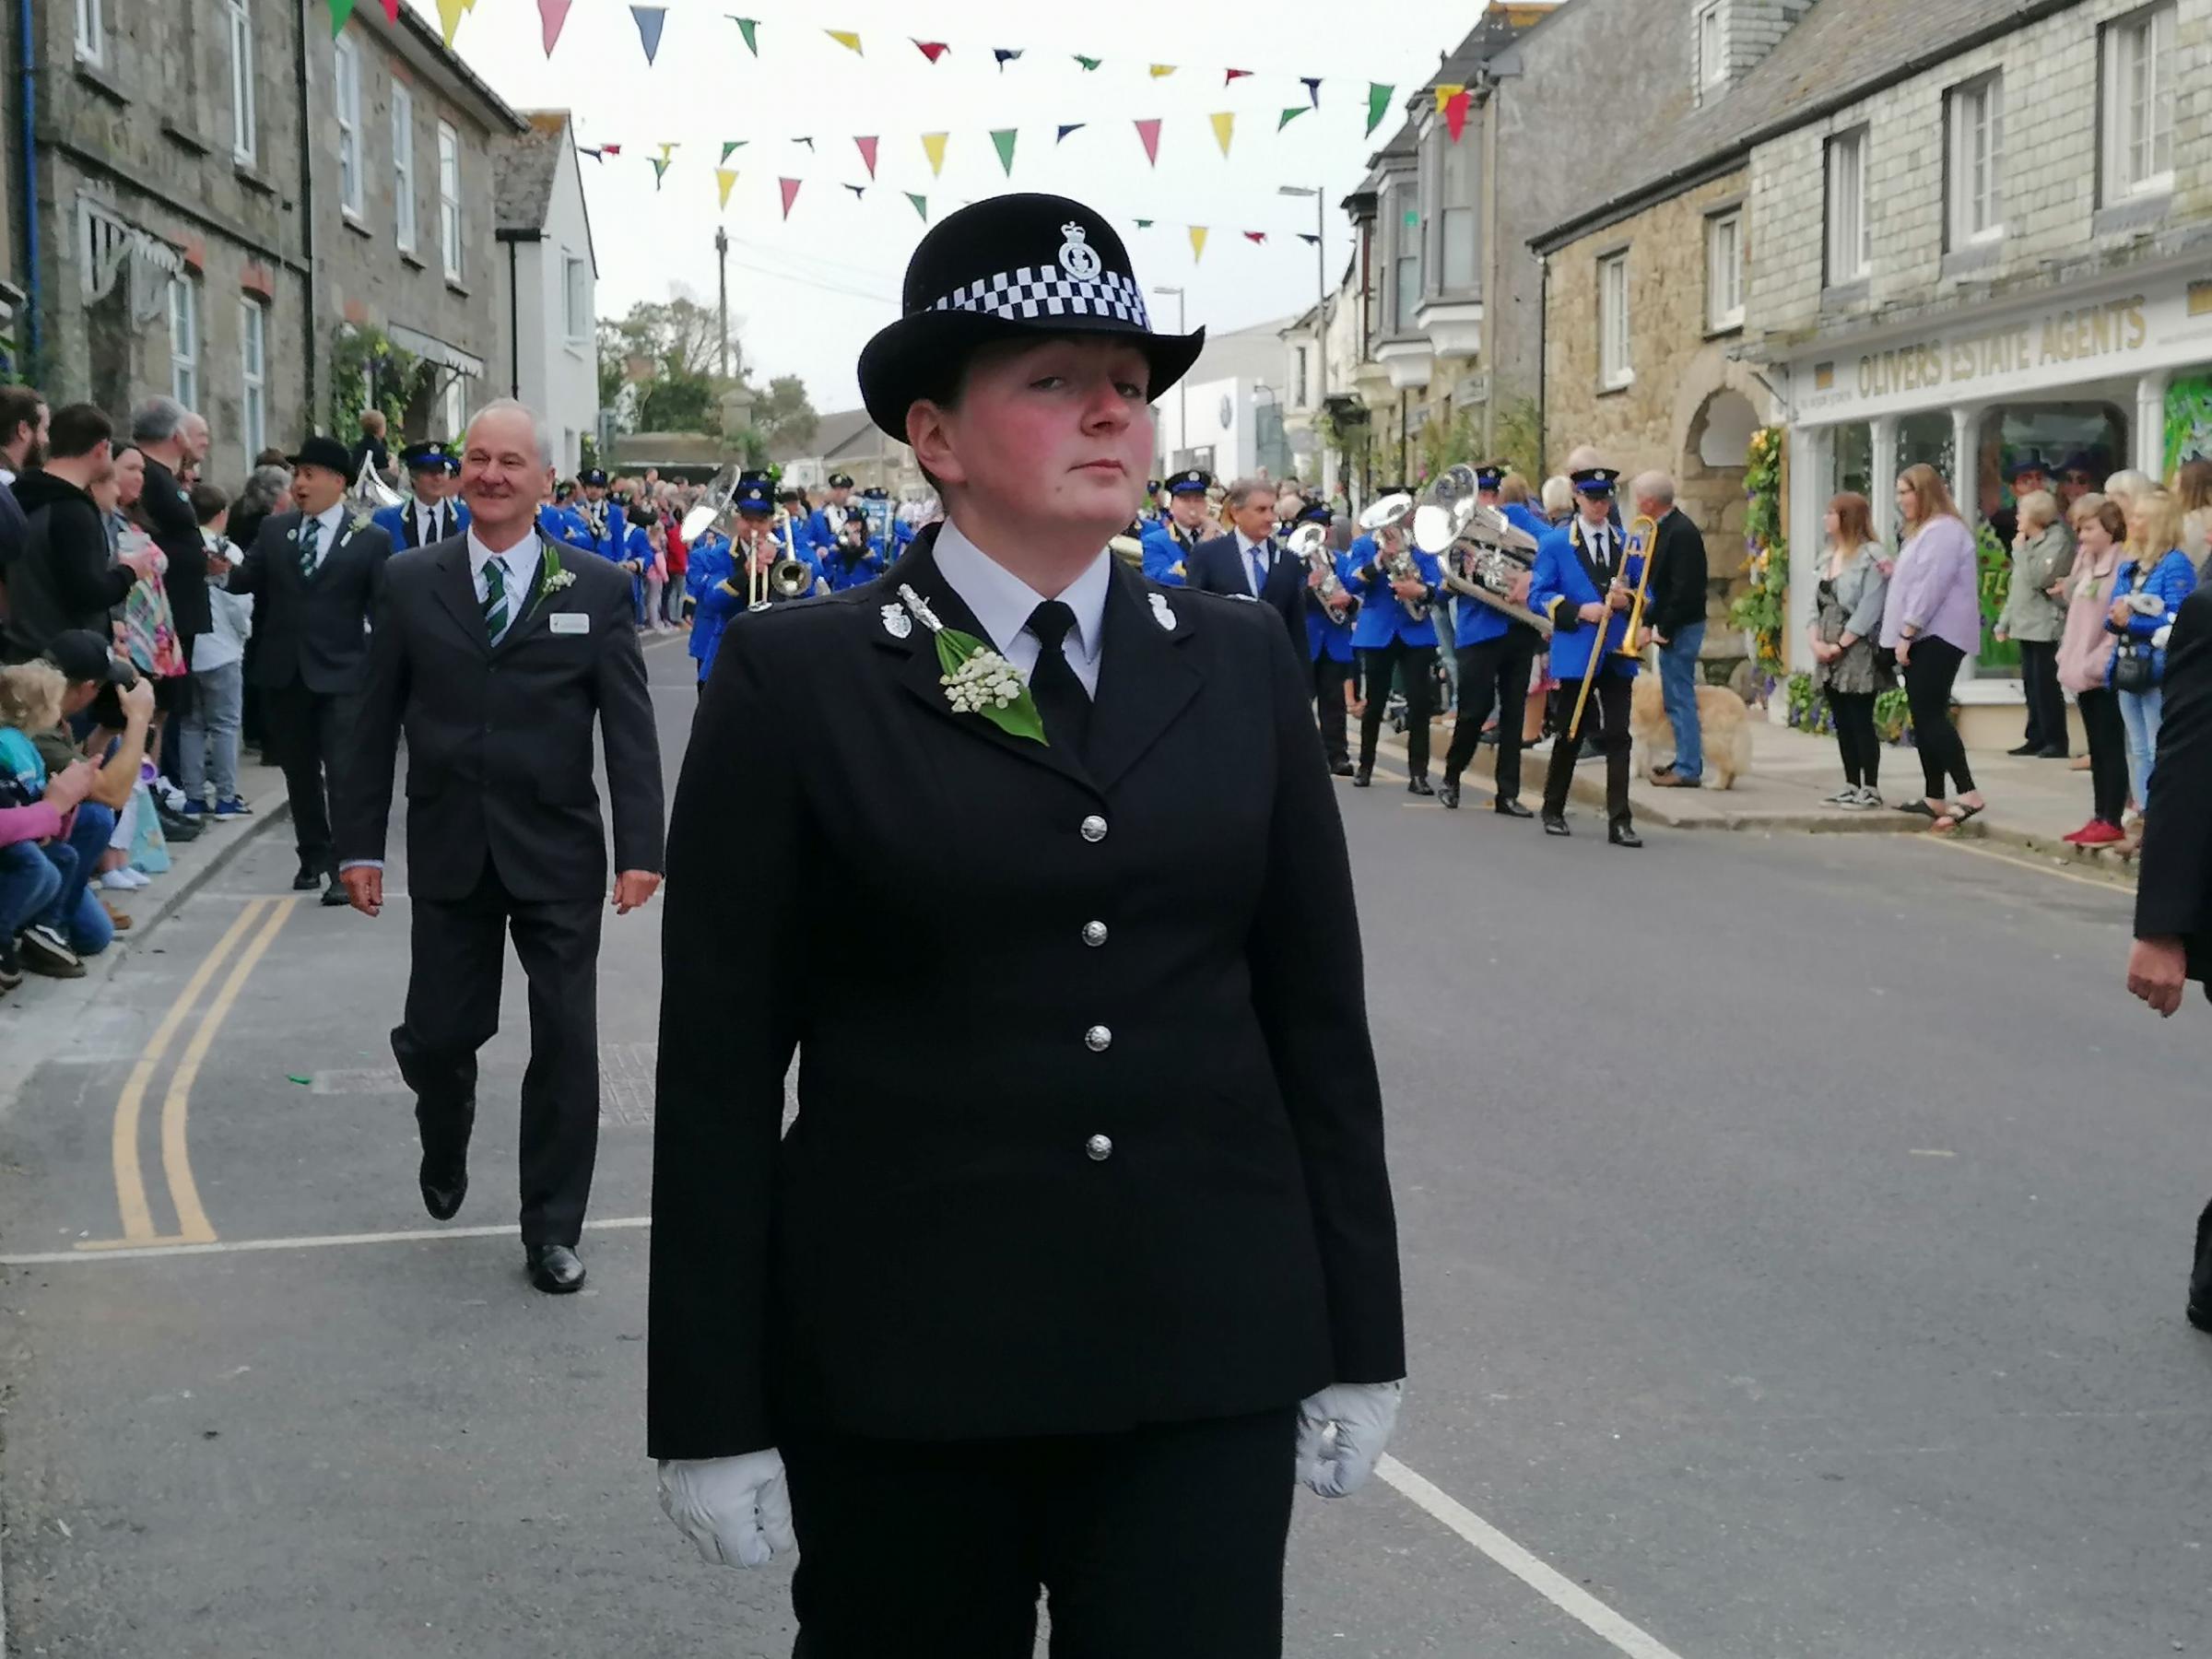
[794,136,815,150]
[629,5,666,64]
[535,0,569,55]
[650,156,671,189]
[601,143,622,155]
[1302,76,1322,108]
[721,139,746,164]
[990,129,1018,175]
[1148,65,1176,78]
[657,141,677,160]
[1432,83,1465,112]
[1277,105,1308,131]
[1188,226,1208,263]
[780,178,802,218]
[1135,218,1154,229]
[1209,112,1235,157]
[1055,123,1085,143]
[435,0,469,48]
[853,135,878,177]
[844,183,867,200]
[579,146,605,161]
[1134,119,1161,166]
[1298,232,1322,245]
[327,0,356,37]
[1442,87,1472,143]
[994,48,1022,69]
[715,168,738,209]
[379,0,399,19]
[912,39,948,62]
[1224,68,1251,86]
[727,15,759,55]
[905,191,928,220]
[1073,54,1100,70]
[1244,231,1267,244]
[1365,82,1394,137]
[825,29,863,53]
[921,132,948,175]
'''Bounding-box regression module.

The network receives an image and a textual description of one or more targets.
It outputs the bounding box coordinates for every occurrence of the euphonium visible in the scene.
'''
[1412,469,1549,635]
[1356,492,1427,624]
[1289,522,1358,622]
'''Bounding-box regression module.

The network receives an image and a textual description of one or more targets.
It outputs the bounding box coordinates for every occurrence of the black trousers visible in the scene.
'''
[1542,671,1633,823]
[1829,690,1880,789]
[1358,640,1436,777]
[2019,639,2068,754]
[2078,686,2129,825]
[1903,637,1977,800]
[1443,629,1539,803]
[263,681,359,872]
[391,857,604,1246]
[1312,656,1351,767]
[784,1408,1298,1659]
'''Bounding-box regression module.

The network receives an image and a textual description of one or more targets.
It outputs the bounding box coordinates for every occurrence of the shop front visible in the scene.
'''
[1778,264,2212,746]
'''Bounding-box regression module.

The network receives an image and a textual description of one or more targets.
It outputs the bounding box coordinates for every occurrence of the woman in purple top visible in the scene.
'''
[1879,464,1986,831]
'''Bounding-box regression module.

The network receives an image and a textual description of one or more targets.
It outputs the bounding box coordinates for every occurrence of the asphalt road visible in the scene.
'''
[5,632,2209,1659]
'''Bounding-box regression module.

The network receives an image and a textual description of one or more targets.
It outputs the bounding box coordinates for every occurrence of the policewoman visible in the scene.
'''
[651,193,1406,1659]
[1530,465,1644,845]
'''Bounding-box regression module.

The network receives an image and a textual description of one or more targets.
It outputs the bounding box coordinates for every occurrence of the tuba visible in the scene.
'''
[1289,522,1358,623]
[1413,465,1550,636]
[349,449,406,512]
[1356,492,1427,623]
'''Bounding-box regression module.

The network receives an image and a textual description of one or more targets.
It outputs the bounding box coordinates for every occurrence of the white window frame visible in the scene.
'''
[391,85,417,253]
[2102,3,2176,202]
[335,33,363,218]
[438,122,463,282]
[168,277,199,408]
[240,300,266,462]
[1294,345,1309,408]
[563,253,590,342]
[1696,2,1724,88]
[1598,251,1632,390]
[226,0,256,162]
[1947,74,2005,246]
[441,374,467,439]
[1825,127,1870,286]
[1437,130,1477,294]
[1388,181,1419,334]
[1705,209,1744,333]
[75,0,103,65]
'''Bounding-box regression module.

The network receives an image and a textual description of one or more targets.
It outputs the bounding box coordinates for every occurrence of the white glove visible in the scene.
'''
[658,1451,796,1570]
[1296,1381,1404,1500]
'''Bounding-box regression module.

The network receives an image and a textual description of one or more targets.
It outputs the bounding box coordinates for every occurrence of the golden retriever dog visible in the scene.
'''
[1630,675,1751,790]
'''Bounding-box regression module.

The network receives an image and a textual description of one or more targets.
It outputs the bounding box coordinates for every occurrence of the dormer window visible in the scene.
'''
[1697,2,1725,89]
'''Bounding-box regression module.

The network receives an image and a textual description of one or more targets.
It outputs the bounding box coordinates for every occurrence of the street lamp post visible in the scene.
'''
[1151,285,1186,470]
[1278,185,1326,495]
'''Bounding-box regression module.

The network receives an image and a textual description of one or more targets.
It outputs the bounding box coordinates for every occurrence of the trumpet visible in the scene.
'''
[1412,467,1550,636]
[1288,522,1359,623]
[1355,492,1428,624]
[1565,513,1659,743]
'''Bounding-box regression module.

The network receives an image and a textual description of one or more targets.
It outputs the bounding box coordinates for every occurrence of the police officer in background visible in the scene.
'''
[374,440,471,550]
[1532,465,1644,846]
[1139,467,1210,587]
[1299,502,1358,776]
[1346,507,1443,794]
[652,192,1404,1658]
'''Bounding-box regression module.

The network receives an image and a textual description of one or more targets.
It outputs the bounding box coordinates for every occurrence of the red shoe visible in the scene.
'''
[2061,820,2097,844]
[2073,820,2126,847]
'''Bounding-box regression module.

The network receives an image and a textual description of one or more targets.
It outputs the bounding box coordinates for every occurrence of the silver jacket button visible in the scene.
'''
[1085,1133,1113,1161]
[1080,815,1108,842]
[1082,921,1108,947]
[1085,1025,1112,1052]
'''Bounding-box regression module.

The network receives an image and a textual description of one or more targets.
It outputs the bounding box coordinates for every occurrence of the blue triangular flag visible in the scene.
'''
[1298,233,1321,245]
[844,183,866,200]
[629,5,666,65]
[1055,123,1086,144]
[1302,76,1322,109]
[994,48,1023,69]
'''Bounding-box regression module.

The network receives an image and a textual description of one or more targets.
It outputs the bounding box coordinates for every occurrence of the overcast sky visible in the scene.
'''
[422,0,1476,415]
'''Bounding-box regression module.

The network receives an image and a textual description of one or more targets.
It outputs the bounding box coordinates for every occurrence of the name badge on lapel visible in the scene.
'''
[549,612,590,636]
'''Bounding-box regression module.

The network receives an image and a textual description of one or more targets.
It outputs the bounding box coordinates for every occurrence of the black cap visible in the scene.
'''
[42,629,133,687]
[580,467,609,488]
[1166,468,1212,497]
[735,478,772,516]
[289,435,353,476]
[1475,463,1507,489]
[1298,502,1333,525]
[828,472,854,489]
[858,192,1206,441]
[1571,466,1620,498]
[401,439,453,473]
[862,485,888,500]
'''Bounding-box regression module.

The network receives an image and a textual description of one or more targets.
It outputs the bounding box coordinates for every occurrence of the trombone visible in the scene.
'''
[748,507,816,610]
[1565,513,1659,743]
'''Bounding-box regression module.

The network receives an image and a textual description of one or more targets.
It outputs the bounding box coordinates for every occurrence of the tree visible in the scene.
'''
[597,289,818,444]
[751,375,818,451]
[638,375,717,434]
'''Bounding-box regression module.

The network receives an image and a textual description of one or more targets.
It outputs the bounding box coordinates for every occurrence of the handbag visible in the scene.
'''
[2114,641,2157,693]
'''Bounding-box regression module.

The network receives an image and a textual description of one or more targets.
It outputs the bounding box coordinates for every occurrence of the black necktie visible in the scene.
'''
[1025,600,1091,759]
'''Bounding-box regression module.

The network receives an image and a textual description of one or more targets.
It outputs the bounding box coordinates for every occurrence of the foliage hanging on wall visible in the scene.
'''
[1728,424,1789,680]
[327,324,440,441]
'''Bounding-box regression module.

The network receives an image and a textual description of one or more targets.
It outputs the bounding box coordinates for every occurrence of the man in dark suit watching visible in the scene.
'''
[1187,477,1307,653]
[1631,471,1712,789]
[333,399,665,1295]
[212,436,393,904]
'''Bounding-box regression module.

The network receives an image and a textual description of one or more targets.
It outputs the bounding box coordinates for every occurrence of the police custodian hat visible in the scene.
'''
[858,193,1206,441]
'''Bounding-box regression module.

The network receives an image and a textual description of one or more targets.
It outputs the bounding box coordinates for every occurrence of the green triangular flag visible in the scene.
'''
[651,157,671,189]
[327,0,356,34]
[1134,218,1154,229]
[720,140,746,164]
[1277,105,1309,132]
[905,191,928,221]
[1365,82,1394,138]
[1073,54,1100,71]
[728,15,759,55]
[990,128,1018,176]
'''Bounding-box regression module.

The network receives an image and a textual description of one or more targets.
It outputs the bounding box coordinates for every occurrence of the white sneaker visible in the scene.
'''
[1823,785,1858,805]
[101,867,148,890]
[1840,786,1881,811]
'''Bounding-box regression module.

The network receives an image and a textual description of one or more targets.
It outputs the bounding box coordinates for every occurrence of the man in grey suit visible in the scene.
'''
[214,435,393,905]
[332,400,665,1295]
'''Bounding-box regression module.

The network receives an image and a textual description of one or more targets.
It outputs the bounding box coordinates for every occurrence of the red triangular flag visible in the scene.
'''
[1134,119,1162,167]
[1443,88,1472,143]
[912,39,948,62]
[378,0,399,18]
[779,177,802,218]
[1244,231,1267,244]
[854,135,878,178]
[1224,67,1251,86]
[602,143,622,156]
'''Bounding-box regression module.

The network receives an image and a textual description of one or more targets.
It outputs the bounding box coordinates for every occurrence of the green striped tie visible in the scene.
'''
[296,516,321,579]
[482,557,509,642]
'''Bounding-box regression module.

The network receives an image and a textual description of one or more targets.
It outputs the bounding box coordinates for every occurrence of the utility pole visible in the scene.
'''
[714,226,731,381]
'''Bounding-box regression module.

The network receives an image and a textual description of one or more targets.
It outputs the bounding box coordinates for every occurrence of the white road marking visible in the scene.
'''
[2,1216,652,1265]
[1375,1455,1688,1659]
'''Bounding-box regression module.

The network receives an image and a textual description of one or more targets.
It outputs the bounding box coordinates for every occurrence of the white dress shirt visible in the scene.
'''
[469,526,544,623]
[1234,527,1276,597]
[299,502,347,572]
[933,519,1110,697]
[411,496,453,546]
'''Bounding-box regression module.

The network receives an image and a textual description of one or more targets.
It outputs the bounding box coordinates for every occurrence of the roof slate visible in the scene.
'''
[492,111,569,233]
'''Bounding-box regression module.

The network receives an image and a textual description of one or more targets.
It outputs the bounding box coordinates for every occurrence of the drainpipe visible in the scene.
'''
[294,6,318,428]
[505,238,520,397]
[17,0,41,372]
[1535,253,1549,473]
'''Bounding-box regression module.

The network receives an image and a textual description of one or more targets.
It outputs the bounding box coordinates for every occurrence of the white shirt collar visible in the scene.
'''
[1235,526,1273,558]
[306,501,347,542]
[933,518,1110,670]
[466,526,543,585]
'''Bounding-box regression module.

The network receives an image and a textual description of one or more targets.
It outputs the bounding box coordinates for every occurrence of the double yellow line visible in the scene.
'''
[79,896,299,1251]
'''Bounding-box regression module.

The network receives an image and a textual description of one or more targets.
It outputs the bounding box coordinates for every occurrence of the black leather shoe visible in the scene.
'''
[2036,747,2070,760]
[156,806,201,842]
[1351,771,1372,788]
[419,1151,467,1221]
[320,875,349,908]
[2190,1299,2212,1334]
[526,1243,587,1294]
[1609,819,1644,848]
[1329,760,1356,777]
[1542,813,1571,837]
[1495,798,1535,819]
[1439,780,1461,809]
[1407,775,1435,797]
[293,865,323,891]
[2007,742,2041,757]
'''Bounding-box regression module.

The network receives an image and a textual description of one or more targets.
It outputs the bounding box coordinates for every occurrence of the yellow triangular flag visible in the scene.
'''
[1188,226,1208,263]
[658,141,677,162]
[826,29,863,53]
[436,0,471,47]
[715,168,737,209]
[1433,83,1465,112]
[921,132,948,176]
[1209,112,1234,157]
[1148,64,1176,78]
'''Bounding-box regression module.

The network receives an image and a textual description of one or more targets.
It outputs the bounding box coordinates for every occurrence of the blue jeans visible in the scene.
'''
[2120,684,2165,811]
[59,803,116,956]
[179,660,243,805]
[1657,622,1706,781]
[0,839,62,956]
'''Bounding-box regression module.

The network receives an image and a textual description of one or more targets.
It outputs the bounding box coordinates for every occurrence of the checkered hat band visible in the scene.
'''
[926,265,1151,328]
